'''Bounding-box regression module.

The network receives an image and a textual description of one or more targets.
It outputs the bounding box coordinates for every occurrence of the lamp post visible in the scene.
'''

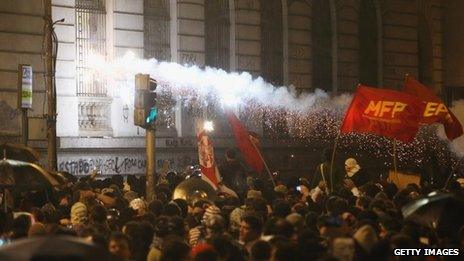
[44,0,64,171]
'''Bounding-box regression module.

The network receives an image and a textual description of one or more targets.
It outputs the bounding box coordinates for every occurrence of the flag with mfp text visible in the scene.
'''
[340,85,425,142]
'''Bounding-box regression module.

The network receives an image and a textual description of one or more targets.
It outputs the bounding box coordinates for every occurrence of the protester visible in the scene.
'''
[218,149,247,197]
[0,158,463,261]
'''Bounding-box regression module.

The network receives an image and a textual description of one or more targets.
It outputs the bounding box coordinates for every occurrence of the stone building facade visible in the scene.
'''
[1,0,463,176]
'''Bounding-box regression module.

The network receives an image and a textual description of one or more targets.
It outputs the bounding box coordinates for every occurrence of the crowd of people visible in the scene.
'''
[1,148,464,261]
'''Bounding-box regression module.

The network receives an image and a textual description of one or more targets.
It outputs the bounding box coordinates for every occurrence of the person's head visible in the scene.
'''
[225,149,237,161]
[108,232,131,260]
[164,202,182,217]
[273,218,295,239]
[168,215,188,238]
[172,198,188,218]
[269,237,297,261]
[28,222,46,237]
[272,200,291,218]
[90,204,107,224]
[70,202,88,225]
[326,196,348,216]
[160,235,191,261]
[239,214,263,243]
[250,240,271,261]
[190,243,218,261]
[148,199,164,217]
[129,198,147,216]
[204,214,225,237]
[11,214,33,239]
[345,158,360,173]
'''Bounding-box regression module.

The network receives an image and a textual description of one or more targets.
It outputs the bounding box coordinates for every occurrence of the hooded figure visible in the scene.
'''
[344,158,368,187]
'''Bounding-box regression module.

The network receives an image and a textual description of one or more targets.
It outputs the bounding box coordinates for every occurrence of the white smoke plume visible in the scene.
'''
[90,52,350,113]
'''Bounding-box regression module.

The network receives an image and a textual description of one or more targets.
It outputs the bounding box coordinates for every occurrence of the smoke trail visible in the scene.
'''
[90,53,348,113]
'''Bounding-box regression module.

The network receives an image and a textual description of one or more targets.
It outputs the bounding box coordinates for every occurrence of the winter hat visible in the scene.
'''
[229,207,245,231]
[274,185,288,194]
[130,198,147,211]
[353,224,378,252]
[345,158,361,177]
[286,213,303,228]
[345,158,361,169]
[70,202,88,225]
[247,190,262,199]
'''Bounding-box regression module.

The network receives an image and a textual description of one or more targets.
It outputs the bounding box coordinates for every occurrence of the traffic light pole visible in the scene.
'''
[134,74,158,202]
[146,128,156,201]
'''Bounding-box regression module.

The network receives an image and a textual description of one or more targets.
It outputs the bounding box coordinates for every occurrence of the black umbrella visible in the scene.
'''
[402,191,464,239]
[0,235,111,261]
[0,159,60,190]
[0,143,40,163]
[55,171,77,183]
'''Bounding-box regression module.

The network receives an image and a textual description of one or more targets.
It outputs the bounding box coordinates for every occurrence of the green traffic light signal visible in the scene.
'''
[146,107,158,124]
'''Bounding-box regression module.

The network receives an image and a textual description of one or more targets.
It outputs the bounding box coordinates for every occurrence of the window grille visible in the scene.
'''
[75,0,107,97]
[144,0,171,60]
[205,0,230,70]
[359,0,379,87]
[260,0,283,86]
[312,0,333,92]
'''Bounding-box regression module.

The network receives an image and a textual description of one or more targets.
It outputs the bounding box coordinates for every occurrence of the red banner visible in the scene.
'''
[197,131,220,188]
[404,75,463,140]
[340,85,425,142]
[226,112,264,174]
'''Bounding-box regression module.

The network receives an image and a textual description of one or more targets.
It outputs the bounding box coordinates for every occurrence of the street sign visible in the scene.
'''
[18,65,33,109]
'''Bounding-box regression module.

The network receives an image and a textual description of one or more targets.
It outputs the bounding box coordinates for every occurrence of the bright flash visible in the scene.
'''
[203,121,214,132]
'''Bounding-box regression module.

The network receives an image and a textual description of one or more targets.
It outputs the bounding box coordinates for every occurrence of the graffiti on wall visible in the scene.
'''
[59,156,147,175]
[58,153,197,175]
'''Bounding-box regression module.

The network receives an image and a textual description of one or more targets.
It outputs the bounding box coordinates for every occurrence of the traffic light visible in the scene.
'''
[134,74,158,129]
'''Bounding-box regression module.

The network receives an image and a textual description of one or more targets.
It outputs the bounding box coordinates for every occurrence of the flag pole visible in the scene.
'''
[329,131,341,194]
[250,141,276,187]
[392,138,400,186]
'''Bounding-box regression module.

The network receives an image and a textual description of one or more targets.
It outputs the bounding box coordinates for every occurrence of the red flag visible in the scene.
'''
[226,112,264,173]
[404,75,463,140]
[340,85,425,142]
[197,130,220,188]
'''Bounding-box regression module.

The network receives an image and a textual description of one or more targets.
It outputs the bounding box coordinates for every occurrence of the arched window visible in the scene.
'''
[205,0,230,70]
[418,14,434,87]
[144,0,170,61]
[311,0,332,91]
[359,0,379,86]
[261,0,283,85]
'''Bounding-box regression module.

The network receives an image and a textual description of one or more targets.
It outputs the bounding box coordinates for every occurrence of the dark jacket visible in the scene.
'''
[344,168,369,187]
[219,160,247,194]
